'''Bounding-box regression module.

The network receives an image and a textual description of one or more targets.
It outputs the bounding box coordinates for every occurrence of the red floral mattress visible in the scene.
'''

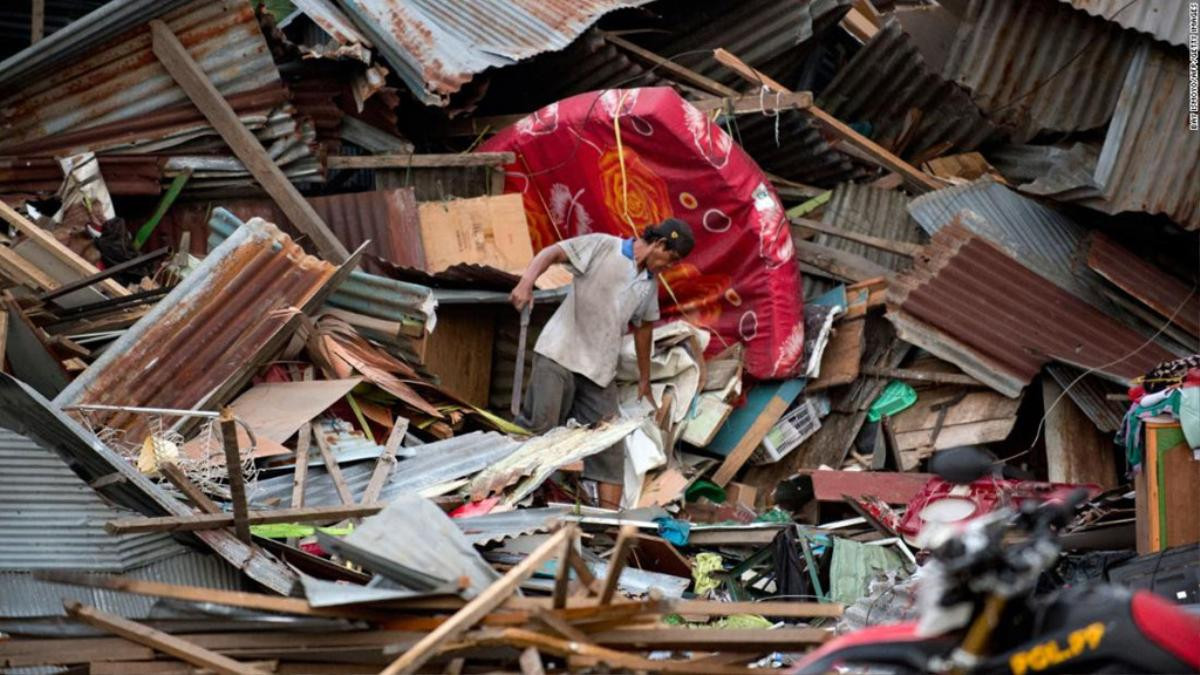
[481,87,804,379]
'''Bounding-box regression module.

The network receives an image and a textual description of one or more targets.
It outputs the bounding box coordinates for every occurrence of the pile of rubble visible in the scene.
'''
[0,0,1197,673]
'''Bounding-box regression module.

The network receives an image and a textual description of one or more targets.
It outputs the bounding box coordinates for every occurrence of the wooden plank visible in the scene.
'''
[326,152,515,169]
[64,602,266,675]
[36,572,385,621]
[518,647,546,675]
[532,609,592,644]
[709,48,941,194]
[30,0,44,42]
[419,305,497,407]
[671,600,842,618]
[860,365,982,386]
[712,395,793,486]
[149,20,349,264]
[791,217,922,257]
[106,504,387,534]
[0,201,126,296]
[598,525,637,605]
[227,378,361,444]
[792,237,891,283]
[312,424,355,506]
[589,627,829,650]
[158,462,220,514]
[552,534,573,610]
[602,33,737,96]
[0,307,7,372]
[808,317,866,391]
[219,410,251,543]
[1042,378,1117,488]
[379,526,576,675]
[840,7,879,42]
[418,194,533,274]
[291,426,311,509]
[0,244,58,290]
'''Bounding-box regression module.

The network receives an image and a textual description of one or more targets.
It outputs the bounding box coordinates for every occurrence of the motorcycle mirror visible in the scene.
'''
[929,446,996,484]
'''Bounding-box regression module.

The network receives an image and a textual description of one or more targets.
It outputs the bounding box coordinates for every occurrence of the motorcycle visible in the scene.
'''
[791,447,1200,674]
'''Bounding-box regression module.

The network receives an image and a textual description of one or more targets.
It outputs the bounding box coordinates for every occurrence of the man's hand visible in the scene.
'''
[509,282,533,311]
[638,379,657,412]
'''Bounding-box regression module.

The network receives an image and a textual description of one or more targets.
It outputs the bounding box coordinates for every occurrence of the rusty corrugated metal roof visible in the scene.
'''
[943,0,1143,142]
[819,22,997,162]
[817,182,924,272]
[1093,43,1200,231]
[887,218,1174,397]
[1056,0,1189,47]
[1088,232,1199,338]
[337,0,654,105]
[54,217,337,445]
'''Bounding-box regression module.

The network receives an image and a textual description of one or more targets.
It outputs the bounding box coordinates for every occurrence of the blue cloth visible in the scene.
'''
[653,516,692,546]
[621,237,634,260]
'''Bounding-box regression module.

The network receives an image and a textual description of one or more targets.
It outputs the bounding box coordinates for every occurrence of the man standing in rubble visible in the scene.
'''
[509,219,695,483]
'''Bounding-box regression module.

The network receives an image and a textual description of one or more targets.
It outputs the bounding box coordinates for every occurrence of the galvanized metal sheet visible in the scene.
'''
[819,22,997,161]
[1093,43,1200,230]
[456,506,570,545]
[337,0,653,105]
[817,182,924,272]
[1056,0,1190,46]
[943,0,1143,142]
[0,374,298,595]
[887,218,1175,396]
[0,429,182,573]
[55,216,337,445]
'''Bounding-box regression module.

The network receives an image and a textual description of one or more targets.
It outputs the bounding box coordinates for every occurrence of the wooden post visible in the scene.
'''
[219,410,251,543]
[65,602,266,675]
[159,462,220,514]
[599,525,637,605]
[149,20,350,263]
[291,426,311,509]
[518,647,546,675]
[313,425,355,506]
[362,416,408,505]
[30,0,44,43]
[380,526,577,675]
[552,533,574,610]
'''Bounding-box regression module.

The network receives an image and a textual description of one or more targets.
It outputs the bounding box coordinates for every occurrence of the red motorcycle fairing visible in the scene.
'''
[1130,591,1200,670]
[790,622,956,674]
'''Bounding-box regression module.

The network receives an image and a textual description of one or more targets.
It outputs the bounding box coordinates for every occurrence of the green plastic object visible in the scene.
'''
[133,169,191,250]
[868,380,917,422]
[686,479,726,504]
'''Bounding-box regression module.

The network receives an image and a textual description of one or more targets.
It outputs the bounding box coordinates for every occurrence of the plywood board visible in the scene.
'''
[417,305,497,407]
[1042,378,1117,487]
[227,378,362,443]
[807,318,865,391]
[418,193,534,274]
[890,387,1020,451]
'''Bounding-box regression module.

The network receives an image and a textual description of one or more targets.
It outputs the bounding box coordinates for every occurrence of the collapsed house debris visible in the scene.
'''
[0,0,1197,672]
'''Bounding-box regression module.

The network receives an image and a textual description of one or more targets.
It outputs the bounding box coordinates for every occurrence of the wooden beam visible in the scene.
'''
[312,424,355,506]
[362,417,407,505]
[531,609,592,644]
[860,365,984,387]
[64,601,266,675]
[0,201,127,296]
[710,48,942,194]
[589,627,829,650]
[601,33,737,96]
[791,237,891,283]
[791,217,922,257]
[37,572,386,621]
[518,647,546,675]
[106,504,387,534]
[380,526,576,675]
[326,152,514,170]
[711,391,796,487]
[149,20,350,264]
[30,0,44,43]
[158,462,220,514]
[0,244,58,291]
[598,525,637,605]
[671,600,842,618]
[291,426,311,509]
[551,534,573,610]
[219,410,251,543]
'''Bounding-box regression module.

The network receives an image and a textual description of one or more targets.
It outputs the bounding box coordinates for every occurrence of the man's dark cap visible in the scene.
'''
[644,218,695,257]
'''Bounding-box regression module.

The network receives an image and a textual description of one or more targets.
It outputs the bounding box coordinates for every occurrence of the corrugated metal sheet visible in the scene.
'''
[337,0,654,105]
[55,216,337,445]
[642,0,850,89]
[942,0,1143,142]
[1093,43,1200,231]
[819,22,997,162]
[1056,0,1189,46]
[338,495,498,595]
[817,182,924,272]
[886,218,1175,397]
[1045,364,1126,434]
[0,552,242,619]
[733,110,867,187]
[907,179,1100,305]
[985,142,1107,204]
[207,208,437,335]
[0,429,181,573]
[1088,232,1200,337]
[0,374,298,596]
[456,507,569,545]
[249,431,521,507]
[0,0,193,90]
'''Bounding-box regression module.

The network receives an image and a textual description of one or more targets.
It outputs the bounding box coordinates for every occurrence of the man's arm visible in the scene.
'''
[510,244,567,310]
[634,322,655,409]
